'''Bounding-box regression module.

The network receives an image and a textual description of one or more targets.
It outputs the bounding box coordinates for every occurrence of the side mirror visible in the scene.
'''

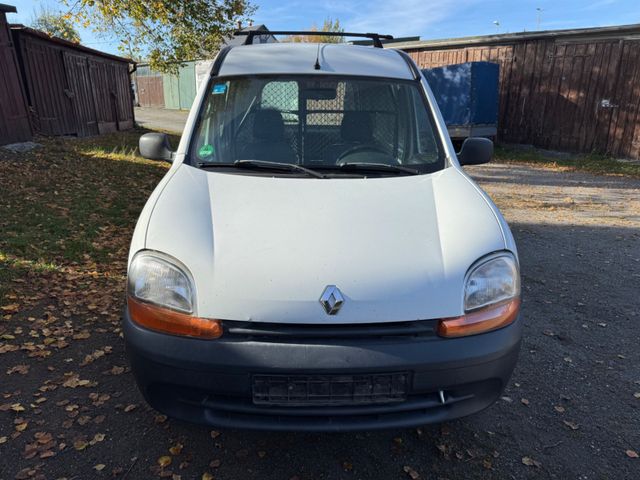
[139,133,174,162]
[457,137,493,166]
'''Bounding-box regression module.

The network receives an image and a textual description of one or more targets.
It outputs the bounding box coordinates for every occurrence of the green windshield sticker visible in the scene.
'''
[198,144,214,158]
[212,84,227,94]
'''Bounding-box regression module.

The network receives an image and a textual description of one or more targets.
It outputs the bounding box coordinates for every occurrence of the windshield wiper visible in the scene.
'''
[336,162,421,175]
[198,160,325,179]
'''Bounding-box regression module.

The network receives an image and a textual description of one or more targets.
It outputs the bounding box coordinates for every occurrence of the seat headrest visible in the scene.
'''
[253,109,285,141]
[341,112,373,142]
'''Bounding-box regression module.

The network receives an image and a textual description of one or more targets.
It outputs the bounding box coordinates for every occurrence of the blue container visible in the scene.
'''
[422,62,499,138]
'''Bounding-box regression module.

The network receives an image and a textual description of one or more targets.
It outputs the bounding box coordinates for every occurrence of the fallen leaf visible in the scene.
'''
[522,456,541,467]
[634,393,640,399]
[521,398,530,406]
[123,404,137,412]
[169,443,183,455]
[15,421,28,432]
[209,459,221,468]
[7,365,29,375]
[403,465,420,479]
[563,420,579,430]
[626,450,639,458]
[0,303,19,312]
[554,405,565,413]
[158,456,172,468]
[94,464,106,471]
[202,473,214,480]
[0,436,6,444]
[210,430,220,439]
[74,439,88,451]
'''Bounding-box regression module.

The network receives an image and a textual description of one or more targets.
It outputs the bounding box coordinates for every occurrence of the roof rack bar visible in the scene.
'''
[234,30,394,48]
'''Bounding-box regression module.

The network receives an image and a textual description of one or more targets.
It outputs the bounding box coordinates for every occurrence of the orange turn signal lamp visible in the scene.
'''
[437,298,520,338]
[128,296,223,339]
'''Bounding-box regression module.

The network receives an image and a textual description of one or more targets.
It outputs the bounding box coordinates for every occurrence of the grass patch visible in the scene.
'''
[0,128,173,305]
[494,144,640,178]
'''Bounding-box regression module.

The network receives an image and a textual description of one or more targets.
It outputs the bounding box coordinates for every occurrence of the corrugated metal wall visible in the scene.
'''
[13,28,134,138]
[405,35,640,159]
[0,9,31,145]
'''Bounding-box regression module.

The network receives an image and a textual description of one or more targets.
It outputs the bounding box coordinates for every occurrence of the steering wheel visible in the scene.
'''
[336,144,391,164]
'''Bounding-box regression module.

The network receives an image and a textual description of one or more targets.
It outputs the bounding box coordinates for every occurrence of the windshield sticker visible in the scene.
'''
[198,144,215,158]
[212,84,227,95]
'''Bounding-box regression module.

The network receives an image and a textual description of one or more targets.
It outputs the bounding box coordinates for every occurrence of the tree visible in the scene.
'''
[286,18,345,43]
[63,0,254,72]
[31,7,81,43]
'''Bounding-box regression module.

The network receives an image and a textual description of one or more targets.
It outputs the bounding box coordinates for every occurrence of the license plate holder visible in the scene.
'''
[252,372,409,406]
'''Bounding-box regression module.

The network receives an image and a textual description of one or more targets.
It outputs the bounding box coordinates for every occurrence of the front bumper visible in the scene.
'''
[123,309,522,432]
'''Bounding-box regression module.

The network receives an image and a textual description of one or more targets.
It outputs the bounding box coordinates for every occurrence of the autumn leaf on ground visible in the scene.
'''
[7,364,30,375]
[15,421,28,432]
[94,464,106,471]
[123,404,137,412]
[0,303,19,312]
[202,473,214,480]
[73,439,89,451]
[158,456,172,467]
[563,420,579,430]
[626,450,639,458]
[403,466,420,479]
[522,456,542,467]
[169,443,184,455]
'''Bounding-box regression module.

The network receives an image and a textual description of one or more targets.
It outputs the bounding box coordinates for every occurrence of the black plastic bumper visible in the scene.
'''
[123,309,522,432]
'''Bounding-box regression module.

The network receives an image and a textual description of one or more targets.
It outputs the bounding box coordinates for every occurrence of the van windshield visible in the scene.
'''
[190,75,445,174]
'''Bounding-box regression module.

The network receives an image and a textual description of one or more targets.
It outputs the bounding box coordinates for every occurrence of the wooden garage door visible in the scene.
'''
[63,51,99,137]
[0,21,31,144]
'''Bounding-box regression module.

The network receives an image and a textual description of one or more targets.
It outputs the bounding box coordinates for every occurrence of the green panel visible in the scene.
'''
[163,73,180,110]
[178,62,196,110]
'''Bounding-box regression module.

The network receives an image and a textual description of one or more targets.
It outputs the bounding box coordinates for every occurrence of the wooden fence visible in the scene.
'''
[402,25,640,159]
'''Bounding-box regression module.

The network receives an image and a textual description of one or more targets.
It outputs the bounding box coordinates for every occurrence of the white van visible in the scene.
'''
[125,32,521,431]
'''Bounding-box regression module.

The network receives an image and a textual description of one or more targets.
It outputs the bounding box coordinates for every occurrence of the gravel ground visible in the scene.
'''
[1,162,639,480]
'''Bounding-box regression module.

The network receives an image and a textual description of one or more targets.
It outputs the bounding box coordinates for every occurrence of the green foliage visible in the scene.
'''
[63,0,254,72]
[31,7,81,43]
[286,18,345,43]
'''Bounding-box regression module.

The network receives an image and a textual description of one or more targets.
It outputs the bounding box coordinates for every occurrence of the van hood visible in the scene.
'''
[144,165,506,324]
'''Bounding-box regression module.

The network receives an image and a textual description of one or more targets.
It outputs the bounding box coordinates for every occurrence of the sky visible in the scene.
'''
[5,0,640,55]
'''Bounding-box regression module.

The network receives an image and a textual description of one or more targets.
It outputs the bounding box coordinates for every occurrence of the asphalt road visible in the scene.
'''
[135,107,189,135]
[1,163,639,479]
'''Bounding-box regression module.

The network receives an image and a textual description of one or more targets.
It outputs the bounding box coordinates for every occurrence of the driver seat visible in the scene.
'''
[238,109,298,163]
[323,112,374,163]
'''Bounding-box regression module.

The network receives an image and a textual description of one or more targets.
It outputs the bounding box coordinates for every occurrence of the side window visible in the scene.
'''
[412,88,439,161]
[261,81,298,124]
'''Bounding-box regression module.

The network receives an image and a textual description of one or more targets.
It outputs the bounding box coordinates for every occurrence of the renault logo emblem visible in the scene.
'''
[319,285,344,315]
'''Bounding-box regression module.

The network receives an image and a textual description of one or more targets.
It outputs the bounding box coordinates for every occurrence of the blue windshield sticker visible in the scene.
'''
[212,83,227,94]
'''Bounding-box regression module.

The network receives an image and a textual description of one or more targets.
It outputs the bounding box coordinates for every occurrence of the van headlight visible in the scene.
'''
[128,252,194,313]
[127,252,221,339]
[438,253,520,338]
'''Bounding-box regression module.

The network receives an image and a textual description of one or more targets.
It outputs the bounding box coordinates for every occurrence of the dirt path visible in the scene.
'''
[1,161,638,479]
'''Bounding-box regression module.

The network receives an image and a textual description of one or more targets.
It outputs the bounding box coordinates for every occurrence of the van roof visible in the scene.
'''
[218,43,415,80]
